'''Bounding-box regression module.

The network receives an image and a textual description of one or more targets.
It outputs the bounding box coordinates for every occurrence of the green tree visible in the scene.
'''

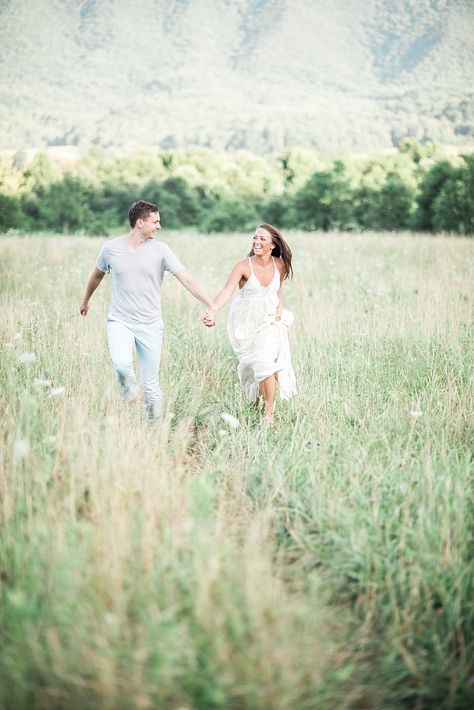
[432,155,474,234]
[369,173,415,230]
[415,160,455,230]
[277,147,323,191]
[292,162,355,230]
[261,194,293,228]
[201,199,258,233]
[351,185,378,230]
[0,156,23,195]
[142,177,201,228]
[23,175,90,233]
[0,194,22,232]
[22,152,62,192]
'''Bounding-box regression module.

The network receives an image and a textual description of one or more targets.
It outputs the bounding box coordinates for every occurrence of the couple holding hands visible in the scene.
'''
[80,200,296,427]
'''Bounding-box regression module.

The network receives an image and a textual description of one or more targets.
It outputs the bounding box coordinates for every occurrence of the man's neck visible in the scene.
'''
[125,229,149,248]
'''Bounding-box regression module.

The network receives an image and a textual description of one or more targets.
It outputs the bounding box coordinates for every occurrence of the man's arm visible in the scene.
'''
[80,268,106,315]
[174,269,214,309]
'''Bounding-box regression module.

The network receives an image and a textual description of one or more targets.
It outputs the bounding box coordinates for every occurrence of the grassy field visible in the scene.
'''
[0,231,473,709]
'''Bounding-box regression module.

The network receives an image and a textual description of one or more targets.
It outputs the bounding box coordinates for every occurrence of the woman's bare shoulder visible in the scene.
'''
[226,258,251,282]
[235,257,251,274]
[275,256,286,275]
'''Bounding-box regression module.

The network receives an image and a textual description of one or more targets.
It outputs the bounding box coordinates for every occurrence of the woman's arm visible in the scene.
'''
[275,283,283,320]
[275,258,286,320]
[201,261,247,325]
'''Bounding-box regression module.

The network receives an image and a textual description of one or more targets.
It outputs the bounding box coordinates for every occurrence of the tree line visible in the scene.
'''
[0,141,472,235]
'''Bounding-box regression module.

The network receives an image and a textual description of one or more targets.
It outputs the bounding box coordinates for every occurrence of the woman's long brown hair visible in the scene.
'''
[248,223,293,280]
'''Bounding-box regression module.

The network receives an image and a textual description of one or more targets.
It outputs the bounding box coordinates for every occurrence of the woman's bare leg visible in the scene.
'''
[259,374,277,425]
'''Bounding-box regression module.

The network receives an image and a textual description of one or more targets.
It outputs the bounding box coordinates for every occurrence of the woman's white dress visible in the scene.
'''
[227,257,297,403]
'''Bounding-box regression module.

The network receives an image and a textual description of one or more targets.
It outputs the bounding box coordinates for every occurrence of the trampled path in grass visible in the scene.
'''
[1,232,473,708]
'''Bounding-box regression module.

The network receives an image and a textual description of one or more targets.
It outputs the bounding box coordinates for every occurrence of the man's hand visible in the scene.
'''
[80,301,89,316]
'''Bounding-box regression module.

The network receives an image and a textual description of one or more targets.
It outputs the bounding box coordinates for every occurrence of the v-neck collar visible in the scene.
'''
[250,256,276,289]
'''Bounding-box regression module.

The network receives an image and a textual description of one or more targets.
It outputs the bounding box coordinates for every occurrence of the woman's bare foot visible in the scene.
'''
[265,412,274,427]
[264,401,275,427]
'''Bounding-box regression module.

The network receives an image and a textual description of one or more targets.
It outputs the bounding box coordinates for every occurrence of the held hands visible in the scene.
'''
[200,307,216,328]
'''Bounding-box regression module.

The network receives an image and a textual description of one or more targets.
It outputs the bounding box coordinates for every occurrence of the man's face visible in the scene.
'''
[140,211,161,237]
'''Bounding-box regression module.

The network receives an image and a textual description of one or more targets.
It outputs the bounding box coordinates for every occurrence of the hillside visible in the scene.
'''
[0,0,473,154]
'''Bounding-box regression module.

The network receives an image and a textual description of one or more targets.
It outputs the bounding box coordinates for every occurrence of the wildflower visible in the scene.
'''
[4,342,14,349]
[14,333,21,340]
[410,409,423,418]
[13,439,30,460]
[50,387,65,397]
[220,412,240,429]
[18,352,36,363]
[218,429,228,437]
[34,378,51,388]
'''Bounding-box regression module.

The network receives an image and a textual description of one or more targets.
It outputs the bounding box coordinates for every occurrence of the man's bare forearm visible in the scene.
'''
[175,270,214,308]
[80,268,105,315]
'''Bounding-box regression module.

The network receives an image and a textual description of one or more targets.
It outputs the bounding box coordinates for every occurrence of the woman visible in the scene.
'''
[202,224,296,426]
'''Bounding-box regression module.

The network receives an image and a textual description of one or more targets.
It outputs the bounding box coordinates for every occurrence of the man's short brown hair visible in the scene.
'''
[128,200,158,227]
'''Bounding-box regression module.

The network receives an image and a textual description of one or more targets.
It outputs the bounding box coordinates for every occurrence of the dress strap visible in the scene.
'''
[248,256,254,274]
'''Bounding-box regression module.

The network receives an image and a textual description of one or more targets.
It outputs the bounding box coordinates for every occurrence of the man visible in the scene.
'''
[80,200,214,418]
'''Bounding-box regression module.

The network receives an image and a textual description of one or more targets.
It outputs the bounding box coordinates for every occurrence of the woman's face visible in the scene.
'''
[252,227,274,256]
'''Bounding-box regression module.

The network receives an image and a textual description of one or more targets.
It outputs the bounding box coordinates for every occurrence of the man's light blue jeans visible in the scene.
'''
[107,318,164,418]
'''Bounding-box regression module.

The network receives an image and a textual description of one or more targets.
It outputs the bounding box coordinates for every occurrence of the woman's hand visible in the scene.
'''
[275,305,282,321]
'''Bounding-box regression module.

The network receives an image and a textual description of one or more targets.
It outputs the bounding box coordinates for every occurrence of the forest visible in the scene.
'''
[0,140,473,235]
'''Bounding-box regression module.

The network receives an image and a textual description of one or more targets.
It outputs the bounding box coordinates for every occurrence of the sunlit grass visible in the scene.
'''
[1,231,473,708]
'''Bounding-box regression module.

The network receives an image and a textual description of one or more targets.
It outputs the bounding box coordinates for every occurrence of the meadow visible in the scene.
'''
[0,231,473,709]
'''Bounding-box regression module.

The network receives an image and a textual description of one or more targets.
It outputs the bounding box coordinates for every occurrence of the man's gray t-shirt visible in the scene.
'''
[96,236,184,325]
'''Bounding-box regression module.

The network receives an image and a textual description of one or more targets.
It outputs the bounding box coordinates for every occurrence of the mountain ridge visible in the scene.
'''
[0,0,473,154]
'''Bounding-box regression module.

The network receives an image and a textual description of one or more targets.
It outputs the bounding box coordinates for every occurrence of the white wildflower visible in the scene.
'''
[18,351,36,363]
[220,412,240,429]
[50,387,65,397]
[218,429,228,437]
[4,342,14,349]
[410,409,423,418]
[34,378,51,388]
[13,438,30,460]
[45,435,57,445]
[14,332,21,340]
